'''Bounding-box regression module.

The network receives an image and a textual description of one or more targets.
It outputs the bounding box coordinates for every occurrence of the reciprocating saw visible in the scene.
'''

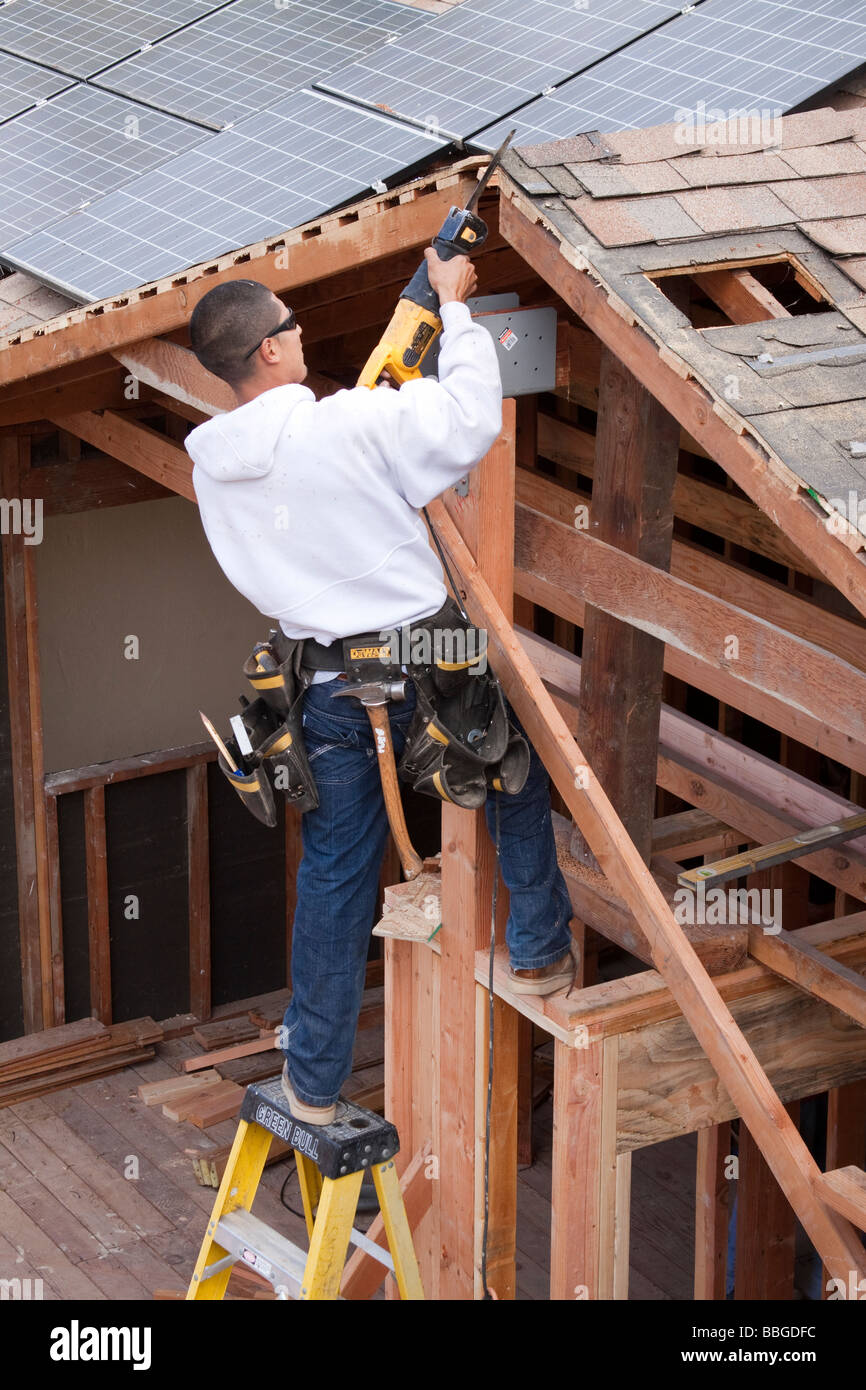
[357,130,514,390]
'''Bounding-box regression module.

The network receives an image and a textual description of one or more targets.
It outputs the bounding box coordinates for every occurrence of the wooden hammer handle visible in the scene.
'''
[364,703,422,882]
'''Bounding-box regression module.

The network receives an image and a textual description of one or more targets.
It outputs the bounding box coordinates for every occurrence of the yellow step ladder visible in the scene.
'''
[187,1077,424,1300]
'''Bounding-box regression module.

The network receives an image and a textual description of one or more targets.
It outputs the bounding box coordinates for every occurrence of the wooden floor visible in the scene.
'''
[0,1035,699,1301]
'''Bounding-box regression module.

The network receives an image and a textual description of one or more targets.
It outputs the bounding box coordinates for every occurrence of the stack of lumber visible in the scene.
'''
[138,1071,246,1128]
[0,1016,162,1107]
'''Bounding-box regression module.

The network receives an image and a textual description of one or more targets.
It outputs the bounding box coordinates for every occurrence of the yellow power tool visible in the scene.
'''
[357,130,514,390]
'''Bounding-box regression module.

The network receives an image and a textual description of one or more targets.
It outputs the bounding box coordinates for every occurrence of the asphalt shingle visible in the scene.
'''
[673,185,794,235]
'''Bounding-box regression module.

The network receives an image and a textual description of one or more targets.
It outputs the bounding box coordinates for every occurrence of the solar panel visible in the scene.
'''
[95,0,426,129]
[0,85,206,245]
[3,89,444,301]
[318,0,683,141]
[473,0,866,149]
[0,0,224,79]
[0,52,73,121]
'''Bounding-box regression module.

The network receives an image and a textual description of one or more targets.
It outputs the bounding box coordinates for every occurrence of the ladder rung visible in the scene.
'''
[349,1225,395,1270]
[215,1209,308,1298]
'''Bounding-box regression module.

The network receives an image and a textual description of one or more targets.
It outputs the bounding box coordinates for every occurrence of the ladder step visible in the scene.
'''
[241,1076,400,1178]
[214,1209,308,1298]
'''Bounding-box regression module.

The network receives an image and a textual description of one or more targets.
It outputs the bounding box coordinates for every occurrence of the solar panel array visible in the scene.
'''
[318,0,683,141]
[3,0,866,304]
[0,52,73,122]
[0,85,207,245]
[95,0,426,129]
[0,0,224,78]
[4,90,444,299]
[473,0,866,149]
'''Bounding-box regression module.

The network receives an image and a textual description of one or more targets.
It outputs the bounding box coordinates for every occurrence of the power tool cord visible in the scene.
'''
[423,505,470,623]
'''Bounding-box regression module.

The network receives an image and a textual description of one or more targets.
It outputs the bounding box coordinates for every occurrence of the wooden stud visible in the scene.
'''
[186,763,211,1023]
[43,795,64,1025]
[695,1122,731,1299]
[438,399,519,1300]
[1,435,53,1031]
[572,346,680,866]
[735,1103,800,1300]
[83,785,111,1025]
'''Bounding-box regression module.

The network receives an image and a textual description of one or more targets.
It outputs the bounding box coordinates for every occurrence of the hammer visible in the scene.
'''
[332,679,422,881]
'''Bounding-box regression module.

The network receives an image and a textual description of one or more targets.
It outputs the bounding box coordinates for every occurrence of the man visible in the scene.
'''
[185,251,576,1125]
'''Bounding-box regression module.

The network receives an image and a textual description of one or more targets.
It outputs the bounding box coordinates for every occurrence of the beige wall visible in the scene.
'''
[37,496,269,772]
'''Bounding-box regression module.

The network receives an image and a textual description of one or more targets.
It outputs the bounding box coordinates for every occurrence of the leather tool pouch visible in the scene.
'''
[214,633,319,822]
[241,635,319,815]
[397,599,529,809]
[217,744,278,828]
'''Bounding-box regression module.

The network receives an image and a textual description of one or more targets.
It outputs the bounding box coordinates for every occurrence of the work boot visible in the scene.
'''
[280,1062,337,1126]
[507,939,581,997]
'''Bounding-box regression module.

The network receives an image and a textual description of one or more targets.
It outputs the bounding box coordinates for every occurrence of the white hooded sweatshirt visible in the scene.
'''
[185,301,502,647]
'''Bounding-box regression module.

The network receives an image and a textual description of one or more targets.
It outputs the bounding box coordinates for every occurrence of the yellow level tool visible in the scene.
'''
[187,1077,424,1301]
[677,809,866,892]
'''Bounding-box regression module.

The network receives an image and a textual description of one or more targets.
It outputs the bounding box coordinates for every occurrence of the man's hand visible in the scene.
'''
[425,247,478,305]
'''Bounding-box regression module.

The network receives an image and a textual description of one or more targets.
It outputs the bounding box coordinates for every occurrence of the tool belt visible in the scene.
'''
[216,633,319,827]
[218,596,529,823]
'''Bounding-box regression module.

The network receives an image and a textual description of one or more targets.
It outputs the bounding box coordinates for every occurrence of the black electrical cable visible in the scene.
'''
[279,1161,306,1220]
[423,504,470,622]
[480,795,500,1300]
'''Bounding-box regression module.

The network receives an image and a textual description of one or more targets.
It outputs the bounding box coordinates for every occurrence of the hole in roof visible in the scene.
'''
[647,256,830,329]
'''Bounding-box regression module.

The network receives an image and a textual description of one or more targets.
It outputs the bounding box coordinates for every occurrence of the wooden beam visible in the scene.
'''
[20,451,172,514]
[573,346,680,865]
[748,925,866,1028]
[84,785,111,1024]
[518,467,866,678]
[693,268,793,325]
[47,410,195,501]
[523,630,866,902]
[515,501,866,750]
[1,436,52,1031]
[544,672,866,905]
[46,742,213,796]
[186,763,211,1022]
[1,169,477,389]
[426,496,866,1286]
[521,565,866,779]
[499,190,866,621]
[537,412,819,578]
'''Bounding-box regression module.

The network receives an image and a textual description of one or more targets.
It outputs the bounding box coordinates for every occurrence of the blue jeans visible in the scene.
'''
[282,676,573,1107]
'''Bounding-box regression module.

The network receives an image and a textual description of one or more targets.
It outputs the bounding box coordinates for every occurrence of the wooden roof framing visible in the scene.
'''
[3,114,866,1296]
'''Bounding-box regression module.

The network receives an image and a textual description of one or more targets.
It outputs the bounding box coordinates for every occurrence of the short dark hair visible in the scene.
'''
[189,279,279,386]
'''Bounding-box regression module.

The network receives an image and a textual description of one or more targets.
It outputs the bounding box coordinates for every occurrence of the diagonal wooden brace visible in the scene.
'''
[427,497,866,1288]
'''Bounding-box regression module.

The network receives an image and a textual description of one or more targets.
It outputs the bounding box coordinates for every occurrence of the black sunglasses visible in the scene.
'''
[242,308,297,360]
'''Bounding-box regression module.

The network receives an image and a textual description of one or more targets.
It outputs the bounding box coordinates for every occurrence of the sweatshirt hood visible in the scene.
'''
[186,382,315,482]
